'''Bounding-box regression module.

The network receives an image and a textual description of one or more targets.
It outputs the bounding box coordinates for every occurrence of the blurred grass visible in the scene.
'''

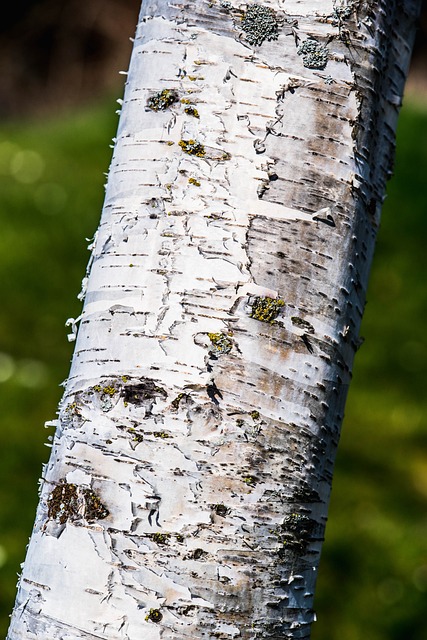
[0,95,426,638]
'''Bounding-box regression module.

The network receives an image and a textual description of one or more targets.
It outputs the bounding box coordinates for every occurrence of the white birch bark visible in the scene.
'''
[8,1,420,638]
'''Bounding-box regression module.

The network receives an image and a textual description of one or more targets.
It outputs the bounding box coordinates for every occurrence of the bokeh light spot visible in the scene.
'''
[10,150,44,184]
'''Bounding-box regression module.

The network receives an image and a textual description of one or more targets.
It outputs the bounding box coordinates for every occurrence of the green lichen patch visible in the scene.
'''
[188,177,201,187]
[145,608,163,623]
[250,296,284,323]
[148,532,171,545]
[153,431,171,439]
[297,39,329,69]
[171,392,191,410]
[178,139,206,157]
[208,332,233,356]
[92,384,117,396]
[241,4,279,47]
[250,410,260,421]
[243,475,258,486]
[291,316,315,334]
[47,481,109,524]
[147,89,177,111]
[127,427,144,443]
[103,385,116,396]
[65,401,79,414]
[184,105,200,118]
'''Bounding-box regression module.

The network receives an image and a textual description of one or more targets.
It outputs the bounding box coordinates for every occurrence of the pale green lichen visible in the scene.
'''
[297,39,329,69]
[250,296,284,323]
[241,4,279,46]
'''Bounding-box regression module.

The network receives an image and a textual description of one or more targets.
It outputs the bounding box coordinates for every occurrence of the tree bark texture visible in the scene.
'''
[8,1,420,639]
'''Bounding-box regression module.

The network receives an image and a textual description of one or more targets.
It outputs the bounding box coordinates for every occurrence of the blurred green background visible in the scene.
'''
[0,2,426,638]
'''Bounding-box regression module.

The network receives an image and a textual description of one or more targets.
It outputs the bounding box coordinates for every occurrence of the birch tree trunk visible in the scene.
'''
[8,1,420,638]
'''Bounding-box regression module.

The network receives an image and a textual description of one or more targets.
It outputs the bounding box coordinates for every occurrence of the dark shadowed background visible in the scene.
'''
[0,2,426,639]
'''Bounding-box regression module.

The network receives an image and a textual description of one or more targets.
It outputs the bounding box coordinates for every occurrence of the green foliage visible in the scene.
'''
[0,96,426,640]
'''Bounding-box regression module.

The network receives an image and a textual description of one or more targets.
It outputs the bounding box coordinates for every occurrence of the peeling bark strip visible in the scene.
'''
[8,1,420,639]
